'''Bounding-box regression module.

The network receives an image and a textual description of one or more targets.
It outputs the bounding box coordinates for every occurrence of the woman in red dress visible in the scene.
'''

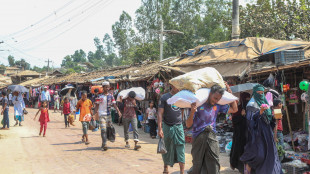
[34,101,50,137]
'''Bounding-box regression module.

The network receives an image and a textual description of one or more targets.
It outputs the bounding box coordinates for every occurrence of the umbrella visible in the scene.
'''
[230,83,259,93]
[8,85,29,93]
[60,86,76,97]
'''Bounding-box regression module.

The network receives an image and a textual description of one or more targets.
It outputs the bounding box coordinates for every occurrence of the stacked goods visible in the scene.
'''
[168,67,238,108]
[169,67,225,92]
[116,87,145,101]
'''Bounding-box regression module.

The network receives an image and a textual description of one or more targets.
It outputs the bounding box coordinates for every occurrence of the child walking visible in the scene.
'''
[62,97,71,128]
[146,101,157,139]
[34,101,50,137]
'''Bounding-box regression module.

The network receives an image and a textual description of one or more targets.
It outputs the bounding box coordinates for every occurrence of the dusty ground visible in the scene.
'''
[0,108,239,174]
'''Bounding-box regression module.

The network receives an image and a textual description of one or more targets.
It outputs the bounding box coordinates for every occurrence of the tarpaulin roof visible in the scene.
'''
[162,62,249,78]
[174,37,310,66]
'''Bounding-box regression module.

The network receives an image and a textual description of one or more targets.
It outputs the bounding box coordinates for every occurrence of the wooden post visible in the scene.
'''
[285,105,295,151]
[303,102,306,130]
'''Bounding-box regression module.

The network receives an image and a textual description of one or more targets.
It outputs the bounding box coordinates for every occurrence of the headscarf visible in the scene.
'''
[240,92,251,110]
[253,84,273,120]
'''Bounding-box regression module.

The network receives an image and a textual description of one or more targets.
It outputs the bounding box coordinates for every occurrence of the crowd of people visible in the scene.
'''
[0,81,285,174]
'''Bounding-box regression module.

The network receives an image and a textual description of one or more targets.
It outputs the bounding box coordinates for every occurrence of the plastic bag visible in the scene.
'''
[107,125,116,142]
[167,88,238,108]
[68,114,75,126]
[265,92,273,106]
[263,73,275,88]
[89,119,96,130]
[116,87,145,101]
[169,67,225,92]
[157,138,167,154]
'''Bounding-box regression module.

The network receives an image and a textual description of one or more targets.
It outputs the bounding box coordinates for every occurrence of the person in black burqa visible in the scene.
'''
[230,92,251,173]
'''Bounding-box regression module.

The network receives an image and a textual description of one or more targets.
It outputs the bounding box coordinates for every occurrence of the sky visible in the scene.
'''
[0,0,249,68]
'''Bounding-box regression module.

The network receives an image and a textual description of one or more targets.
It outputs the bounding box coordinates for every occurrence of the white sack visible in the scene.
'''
[218,91,239,105]
[167,90,198,108]
[130,87,145,101]
[116,87,145,101]
[169,67,225,92]
[167,88,238,108]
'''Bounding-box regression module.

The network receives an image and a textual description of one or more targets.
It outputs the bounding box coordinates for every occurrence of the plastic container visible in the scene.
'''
[91,86,103,94]
[144,125,150,133]
[138,115,143,121]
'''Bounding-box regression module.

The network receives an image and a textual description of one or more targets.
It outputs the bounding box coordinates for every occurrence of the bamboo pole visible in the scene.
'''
[285,105,295,151]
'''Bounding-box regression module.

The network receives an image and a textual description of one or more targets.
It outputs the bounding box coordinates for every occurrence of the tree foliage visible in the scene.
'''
[240,0,310,40]
[7,55,31,70]
[8,55,15,67]
[59,0,310,71]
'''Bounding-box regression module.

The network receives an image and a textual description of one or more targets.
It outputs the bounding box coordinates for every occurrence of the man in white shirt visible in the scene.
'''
[41,86,51,102]
[41,86,51,108]
[95,81,122,151]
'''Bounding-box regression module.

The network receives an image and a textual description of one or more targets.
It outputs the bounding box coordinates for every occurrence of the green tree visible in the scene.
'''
[32,66,48,73]
[133,43,159,63]
[7,55,15,67]
[15,59,30,70]
[112,11,136,64]
[72,49,87,63]
[240,0,310,41]
[134,0,232,59]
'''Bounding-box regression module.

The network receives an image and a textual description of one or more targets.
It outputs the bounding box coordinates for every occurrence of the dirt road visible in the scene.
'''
[0,108,238,174]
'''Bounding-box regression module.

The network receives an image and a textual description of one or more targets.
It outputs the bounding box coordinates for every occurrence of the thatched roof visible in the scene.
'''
[19,76,50,87]
[6,67,20,70]
[14,70,41,77]
[0,75,12,88]
[37,57,178,85]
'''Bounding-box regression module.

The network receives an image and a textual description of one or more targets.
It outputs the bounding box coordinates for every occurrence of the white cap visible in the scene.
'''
[44,86,47,89]
[102,81,110,86]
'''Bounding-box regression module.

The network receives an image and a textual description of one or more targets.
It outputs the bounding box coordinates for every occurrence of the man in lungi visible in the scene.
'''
[158,85,185,174]
[187,83,238,174]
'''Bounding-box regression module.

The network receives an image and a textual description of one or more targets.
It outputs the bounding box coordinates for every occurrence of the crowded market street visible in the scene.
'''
[0,107,237,174]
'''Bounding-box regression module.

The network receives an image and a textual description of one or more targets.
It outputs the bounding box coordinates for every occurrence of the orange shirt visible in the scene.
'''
[76,99,93,122]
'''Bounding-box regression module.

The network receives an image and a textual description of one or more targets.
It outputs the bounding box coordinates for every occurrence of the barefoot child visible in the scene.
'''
[63,97,71,128]
[34,101,50,137]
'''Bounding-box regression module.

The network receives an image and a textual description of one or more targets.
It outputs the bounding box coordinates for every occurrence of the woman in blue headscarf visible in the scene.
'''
[240,84,282,174]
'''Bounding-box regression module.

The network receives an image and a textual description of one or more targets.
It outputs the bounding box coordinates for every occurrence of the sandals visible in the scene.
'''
[101,145,108,151]
[134,145,141,150]
[85,141,90,145]
[125,144,130,148]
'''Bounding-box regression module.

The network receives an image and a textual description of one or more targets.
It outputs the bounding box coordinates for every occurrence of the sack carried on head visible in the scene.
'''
[116,87,145,101]
[169,67,225,92]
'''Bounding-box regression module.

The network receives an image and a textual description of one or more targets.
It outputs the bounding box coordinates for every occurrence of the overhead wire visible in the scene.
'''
[3,42,46,64]
[2,0,115,67]
[12,0,107,47]
[23,0,114,51]
[10,0,97,40]
[3,0,76,39]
